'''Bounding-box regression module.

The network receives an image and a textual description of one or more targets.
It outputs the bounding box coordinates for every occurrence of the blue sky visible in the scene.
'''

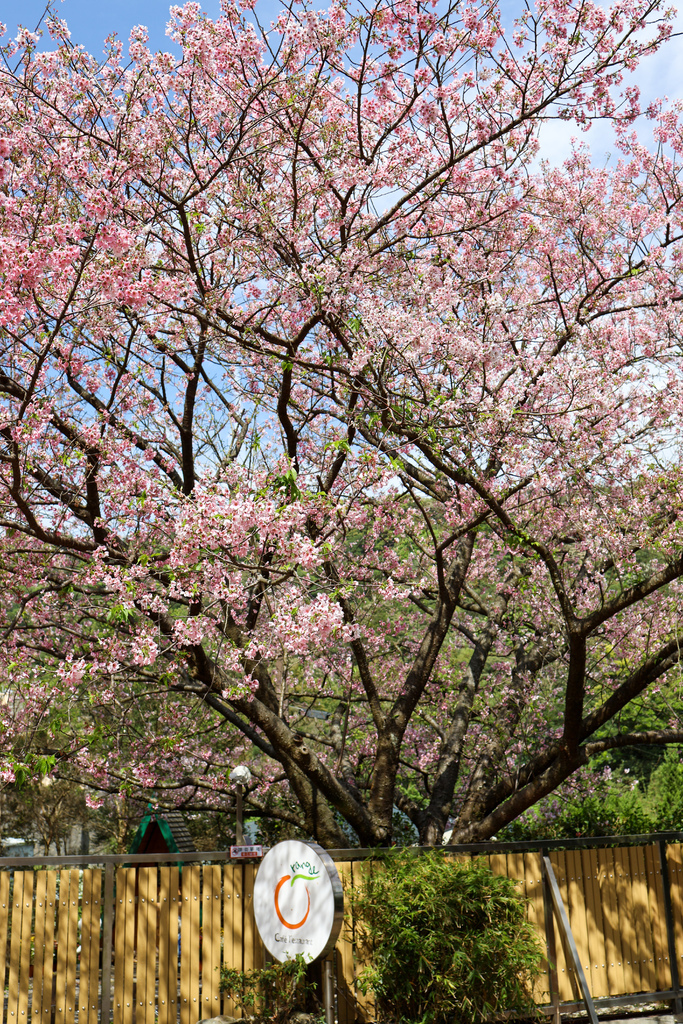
[0,0,223,55]
[0,0,681,166]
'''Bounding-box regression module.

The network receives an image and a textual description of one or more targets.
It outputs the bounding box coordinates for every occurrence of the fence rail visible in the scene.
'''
[3,834,683,1023]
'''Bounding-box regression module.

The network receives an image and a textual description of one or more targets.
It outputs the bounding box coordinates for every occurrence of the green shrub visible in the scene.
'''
[498,790,656,841]
[648,748,683,829]
[350,851,543,1024]
[219,953,314,1023]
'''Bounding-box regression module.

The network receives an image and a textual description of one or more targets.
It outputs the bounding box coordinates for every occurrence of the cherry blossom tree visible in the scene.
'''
[2,0,683,848]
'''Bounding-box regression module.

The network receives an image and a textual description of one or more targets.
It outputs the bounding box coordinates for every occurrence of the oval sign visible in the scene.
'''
[253,840,343,962]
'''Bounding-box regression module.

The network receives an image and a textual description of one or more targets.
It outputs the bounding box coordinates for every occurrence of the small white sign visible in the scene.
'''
[253,840,343,963]
[230,845,263,859]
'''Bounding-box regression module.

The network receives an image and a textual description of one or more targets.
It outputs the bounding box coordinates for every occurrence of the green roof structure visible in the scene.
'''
[128,807,196,855]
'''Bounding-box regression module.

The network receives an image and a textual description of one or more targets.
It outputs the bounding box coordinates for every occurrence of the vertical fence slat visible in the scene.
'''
[202,865,221,1018]
[243,861,264,1003]
[242,864,260,1015]
[350,859,375,1024]
[550,851,577,1002]
[242,864,256,974]
[114,869,135,1024]
[158,866,180,1024]
[100,863,114,1024]
[335,861,356,1024]
[597,847,625,997]
[179,871,190,1024]
[54,872,69,1024]
[136,869,149,1024]
[79,871,94,1024]
[180,866,201,1024]
[147,868,159,1024]
[79,871,92,1023]
[668,842,683,979]
[124,869,137,1024]
[662,842,682,1013]
[39,873,57,1024]
[190,866,202,1024]
[582,848,608,998]
[488,852,507,878]
[158,868,172,1024]
[523,852,548,1005]
[32,873,48,1024]
[613,846,637,994]
[113,871,125,1024]
[565,850,590,997]
[170,867,181,1023]
[552,851,574,1002]
[87,871,103,1024]
[7,872,25,1024]
[632,844,655,992]
[19,871,33,1024]
[647,843,670,993]
[222,864,242,1017]
[65,871,79,1024]
[0,872,11,1024]
[138,868,158,1024]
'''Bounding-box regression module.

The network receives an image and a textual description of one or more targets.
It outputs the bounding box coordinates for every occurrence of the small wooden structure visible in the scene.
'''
[128,808,196,856]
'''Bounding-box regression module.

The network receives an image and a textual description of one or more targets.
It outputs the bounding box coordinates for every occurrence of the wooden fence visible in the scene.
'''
[3,836,683,1023]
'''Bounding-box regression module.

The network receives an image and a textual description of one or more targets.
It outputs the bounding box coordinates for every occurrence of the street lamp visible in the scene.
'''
[229,765,251,845]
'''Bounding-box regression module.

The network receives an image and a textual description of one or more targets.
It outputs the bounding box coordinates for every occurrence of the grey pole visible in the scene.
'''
[235,783,244,845]
[322,956,335,1024]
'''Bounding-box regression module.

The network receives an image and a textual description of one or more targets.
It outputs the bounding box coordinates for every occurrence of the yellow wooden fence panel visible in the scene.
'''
[2,839,683,1024]
[596,847,625,997]
[613,845,638,993]
[114,868,136,1024]
[547,851,574,1002]
[32,872,49,1024]
[137,868,158,1024]
[522,852,549,1005]
[647,844,671,992]
[158,866,180,1024]
[582,848,609,998]
[668,843,683,979]
[348,859,375,1024]
[0,872,11,1024]
[7,871,33,1024]
[180,865,201,1024]
[335,861,356,1024]
[202,865,223,1019]
[5,870,22,1024]
[79,869,101,1024]
[55,872,74,1024]
[632,844,656,990]
[222,864,243,1017]
[243,863,263,1014]
[36,872,57,1024]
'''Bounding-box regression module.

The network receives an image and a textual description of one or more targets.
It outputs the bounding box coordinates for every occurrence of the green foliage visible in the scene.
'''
[647,748,683,829]
[219,953,315,1023]
[9,752,56,787]
[499,789,656,841]
[500,747,683,841]
[349,852,543,1024]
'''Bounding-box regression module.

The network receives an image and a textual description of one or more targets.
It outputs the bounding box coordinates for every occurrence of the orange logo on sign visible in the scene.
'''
[274,874,311,930]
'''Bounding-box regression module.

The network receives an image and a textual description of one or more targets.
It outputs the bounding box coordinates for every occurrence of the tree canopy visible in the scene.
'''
[2,0,683,847]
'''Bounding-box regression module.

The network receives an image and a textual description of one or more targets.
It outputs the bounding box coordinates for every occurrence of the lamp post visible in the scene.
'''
[229,765,251,845]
